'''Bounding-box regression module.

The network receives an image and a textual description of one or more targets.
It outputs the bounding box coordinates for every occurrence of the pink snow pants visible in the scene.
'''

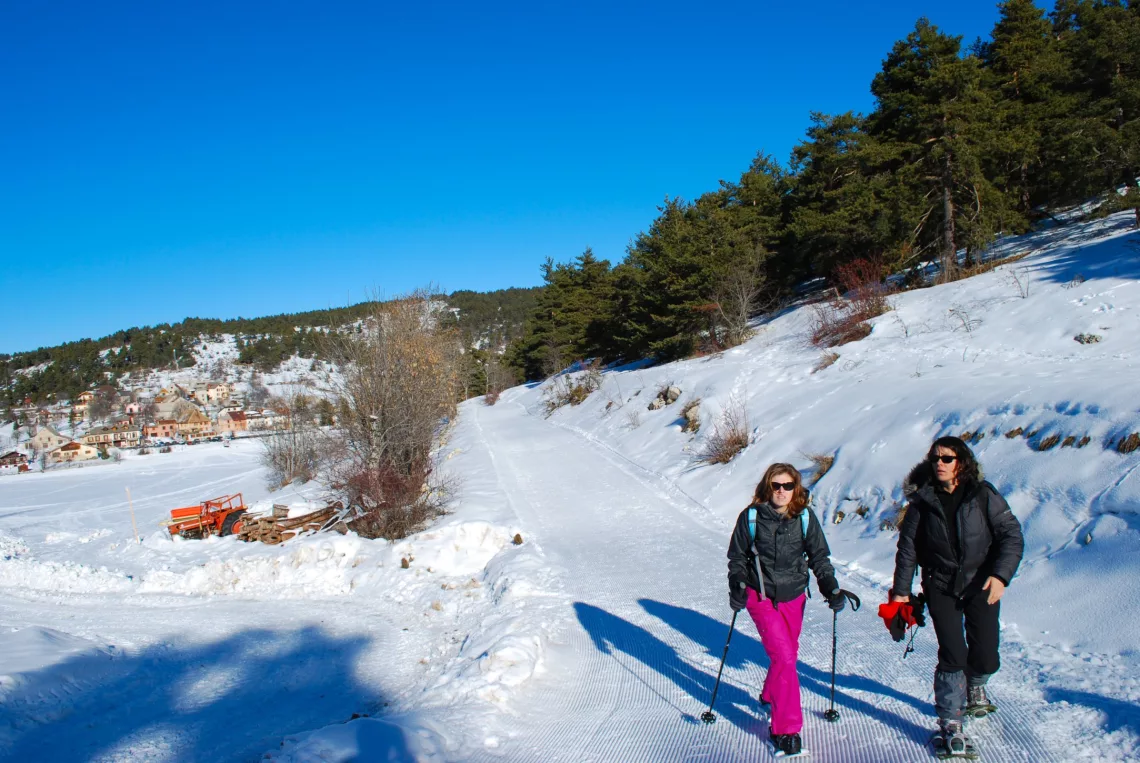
[745,589,806,734]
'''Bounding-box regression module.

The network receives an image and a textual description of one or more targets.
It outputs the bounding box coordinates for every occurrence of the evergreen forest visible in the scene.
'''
[506,1,1140,379]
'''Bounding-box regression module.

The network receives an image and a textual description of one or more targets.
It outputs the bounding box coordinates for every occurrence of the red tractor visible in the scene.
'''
[165,493,248,539]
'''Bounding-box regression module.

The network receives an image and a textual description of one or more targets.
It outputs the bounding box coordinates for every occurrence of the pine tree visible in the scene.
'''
[869,18,1016,278]
[787,113,894,276]
[981,0,1073,218]
[508,248,614,380]
[1051,0,1140,227]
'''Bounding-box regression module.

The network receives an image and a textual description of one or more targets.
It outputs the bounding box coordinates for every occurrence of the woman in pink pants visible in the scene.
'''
[726,463,848,757]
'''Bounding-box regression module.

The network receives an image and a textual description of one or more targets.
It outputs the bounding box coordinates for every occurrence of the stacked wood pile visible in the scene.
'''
[238,501,345,545]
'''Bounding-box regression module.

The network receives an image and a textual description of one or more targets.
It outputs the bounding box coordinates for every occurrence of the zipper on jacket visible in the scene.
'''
[772,525,780,603]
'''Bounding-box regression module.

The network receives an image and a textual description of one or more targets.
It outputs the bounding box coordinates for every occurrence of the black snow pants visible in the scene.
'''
[925,583,1001,720]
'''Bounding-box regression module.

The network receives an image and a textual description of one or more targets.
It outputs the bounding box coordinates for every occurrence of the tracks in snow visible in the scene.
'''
[458,400,1077,762]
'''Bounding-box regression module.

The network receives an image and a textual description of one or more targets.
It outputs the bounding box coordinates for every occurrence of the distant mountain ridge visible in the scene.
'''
[1,287,540,406]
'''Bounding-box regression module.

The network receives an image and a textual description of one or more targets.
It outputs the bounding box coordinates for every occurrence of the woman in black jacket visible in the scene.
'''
[727,462,847,757]
[891,436,1024,757]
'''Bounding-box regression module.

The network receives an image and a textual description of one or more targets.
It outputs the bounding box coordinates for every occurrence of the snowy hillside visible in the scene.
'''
[122,334,336,402]
[1,210,1138,762]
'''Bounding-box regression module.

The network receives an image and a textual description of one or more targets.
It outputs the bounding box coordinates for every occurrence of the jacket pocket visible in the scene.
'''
[923,567,954,593]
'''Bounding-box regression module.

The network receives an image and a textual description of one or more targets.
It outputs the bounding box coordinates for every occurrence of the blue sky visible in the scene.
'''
[0,1,1010,353]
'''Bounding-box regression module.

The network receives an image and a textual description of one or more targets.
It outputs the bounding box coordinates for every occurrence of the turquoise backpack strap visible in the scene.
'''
[750,506,809,543]
[746,506,769,601]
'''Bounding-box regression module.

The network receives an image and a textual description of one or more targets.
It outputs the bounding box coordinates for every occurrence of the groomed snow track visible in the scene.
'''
[462,399,1065,762]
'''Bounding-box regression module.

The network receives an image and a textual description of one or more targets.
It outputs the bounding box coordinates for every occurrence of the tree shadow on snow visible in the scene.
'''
[0,625,412,763]
[576,599,933,746]
[1043,686,1140,737]
[1030,227,1140,286]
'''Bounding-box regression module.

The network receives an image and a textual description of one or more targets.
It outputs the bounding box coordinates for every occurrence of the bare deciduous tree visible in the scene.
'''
[87,390,115,422]
[261,388,324,488]
[322,290,462,539]
[483,354,516,405]
[248,373,270,407]
[713,247,769,348]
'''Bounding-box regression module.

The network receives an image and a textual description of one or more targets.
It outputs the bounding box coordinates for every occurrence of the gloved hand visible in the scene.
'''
[879,600,905,640]
[729,576,748,612]
[879,596,922,641]
[911,593,927,627]
[827,588,861,613]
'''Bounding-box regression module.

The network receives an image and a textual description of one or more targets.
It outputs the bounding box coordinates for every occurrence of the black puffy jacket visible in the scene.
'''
[892,462,1024,598]
[727,501,839,603]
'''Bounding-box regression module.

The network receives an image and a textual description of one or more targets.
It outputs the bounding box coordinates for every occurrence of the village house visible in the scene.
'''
[31,426,71,452]
[144,419,179,440]
[191,382,232,405]
[49,441,99,463]
[215,409,248,435]
[175,406,212,438]
[82,424,142,449]
[0,451,29,469]
[71,391,94,418]
[155,393,198,420]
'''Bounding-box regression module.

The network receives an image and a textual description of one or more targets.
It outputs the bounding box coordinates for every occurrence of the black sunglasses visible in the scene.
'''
[930,455,958,464]
[770,481,796,492]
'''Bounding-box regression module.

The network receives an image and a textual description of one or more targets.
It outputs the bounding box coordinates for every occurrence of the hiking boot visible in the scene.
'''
[769,730,802,756]
[967,684,989,707]
[966,684,996,718]
[938,719,969,756]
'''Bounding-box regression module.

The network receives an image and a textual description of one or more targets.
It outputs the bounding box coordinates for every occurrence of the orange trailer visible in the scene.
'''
[164,493,248,539]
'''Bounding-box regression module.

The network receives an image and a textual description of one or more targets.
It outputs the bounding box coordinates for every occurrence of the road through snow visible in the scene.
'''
[460,397,1069,762]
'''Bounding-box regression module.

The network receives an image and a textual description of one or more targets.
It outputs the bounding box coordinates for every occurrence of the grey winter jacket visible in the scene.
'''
[892,462,1024,598]
[727,501,839,603]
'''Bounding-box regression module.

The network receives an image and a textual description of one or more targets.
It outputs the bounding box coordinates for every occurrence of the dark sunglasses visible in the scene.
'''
[930,455,958,464]
[770,481,796,492]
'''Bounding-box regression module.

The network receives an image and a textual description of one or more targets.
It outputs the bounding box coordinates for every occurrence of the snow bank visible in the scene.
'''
[135,520,524,600]
[0,626,124,752]
[0,530,135,594]
[139,535,368,597]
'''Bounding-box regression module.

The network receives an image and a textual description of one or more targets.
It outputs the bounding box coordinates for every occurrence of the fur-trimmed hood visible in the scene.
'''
[903,460,984,499]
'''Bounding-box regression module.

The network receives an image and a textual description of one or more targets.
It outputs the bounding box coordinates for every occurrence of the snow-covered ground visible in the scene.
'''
[2,210,1139,762]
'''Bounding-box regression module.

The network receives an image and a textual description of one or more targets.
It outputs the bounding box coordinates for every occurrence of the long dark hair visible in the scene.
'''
[927,436,982,487]
[753,463,809,519]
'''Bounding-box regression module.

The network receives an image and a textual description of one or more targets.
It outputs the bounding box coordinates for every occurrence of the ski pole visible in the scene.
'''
[701,609,739,724]
[824,608,840,722]
[902,625,919,659]
[824,589,861,723]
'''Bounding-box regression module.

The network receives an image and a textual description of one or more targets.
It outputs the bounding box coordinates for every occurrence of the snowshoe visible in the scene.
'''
[965,685,997,719]
[769,730,809,759]
[931,720,979,760]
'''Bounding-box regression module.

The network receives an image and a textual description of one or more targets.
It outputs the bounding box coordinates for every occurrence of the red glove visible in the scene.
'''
[878,600,902,636]
[878,597,926,641]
